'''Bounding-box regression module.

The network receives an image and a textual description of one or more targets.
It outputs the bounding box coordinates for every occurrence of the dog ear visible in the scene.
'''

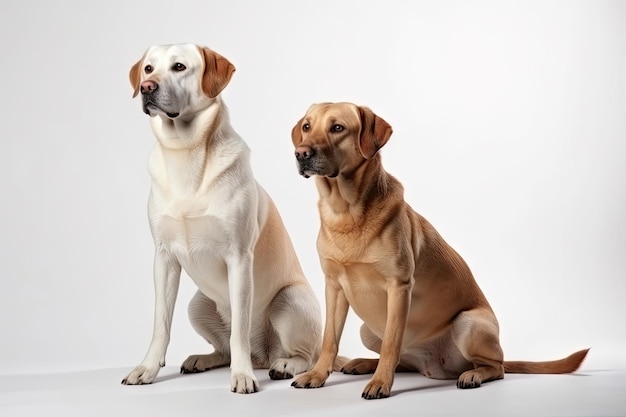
[291,117,304,147]
[358,106,393,159]
[200,47,236,98]
[129,54,145,98]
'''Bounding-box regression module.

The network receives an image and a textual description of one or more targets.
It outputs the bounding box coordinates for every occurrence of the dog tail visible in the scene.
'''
[503,348,590,374]
[333,355,351,372]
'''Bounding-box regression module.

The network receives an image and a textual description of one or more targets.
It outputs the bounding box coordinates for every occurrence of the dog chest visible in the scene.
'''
[154,213,236,301]
[323,258,389,328]
[156,214,228,247]
[156,214,237,262]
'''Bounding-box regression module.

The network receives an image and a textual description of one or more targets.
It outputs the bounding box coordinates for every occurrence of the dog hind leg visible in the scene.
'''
[267,284,322,379]
[451,309,505,388]
[180,290,231,373]
[341,324,381,374]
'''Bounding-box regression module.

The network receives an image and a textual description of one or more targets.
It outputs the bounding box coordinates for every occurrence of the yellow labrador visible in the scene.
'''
[121,44,322,393]
[290,102,588,399]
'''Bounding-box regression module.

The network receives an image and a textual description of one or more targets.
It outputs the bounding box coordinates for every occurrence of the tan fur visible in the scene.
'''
[129,53,145,98]
[290,102,589,399]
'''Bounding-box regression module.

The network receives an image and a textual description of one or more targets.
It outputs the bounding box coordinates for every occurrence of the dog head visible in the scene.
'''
[291,103,393,178]
[129,44,235,119]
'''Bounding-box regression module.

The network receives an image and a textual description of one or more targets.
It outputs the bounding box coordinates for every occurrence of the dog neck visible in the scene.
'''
[149,97,228,150]
[315,154,399,231]
[148,98,247,197]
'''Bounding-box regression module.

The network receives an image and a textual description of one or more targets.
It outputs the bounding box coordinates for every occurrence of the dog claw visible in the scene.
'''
[456,373,482,389]
[269,369,293,380]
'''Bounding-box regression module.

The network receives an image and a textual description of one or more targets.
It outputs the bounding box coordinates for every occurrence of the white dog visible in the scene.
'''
[121,44,322,393]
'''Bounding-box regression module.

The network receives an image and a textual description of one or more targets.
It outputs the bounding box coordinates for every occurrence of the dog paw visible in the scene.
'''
[269,357,312,380]
[231,372,259,394]
[269,359,294,380]
[291,370,329,389]
[456,370,483,389]
[361,377,392,400]
[121,365,160,385]
[342,358,378,375]
[180,352,229,374]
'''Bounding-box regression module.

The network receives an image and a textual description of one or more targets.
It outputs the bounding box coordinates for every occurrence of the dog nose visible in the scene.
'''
[295,146,314,161]
[140,80,158,95]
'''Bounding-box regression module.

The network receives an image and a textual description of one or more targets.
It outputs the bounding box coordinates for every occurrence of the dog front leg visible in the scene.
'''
[361,281,411,399]
[122,251,181,385]
[292,277,349,389]
[226,251,258,394]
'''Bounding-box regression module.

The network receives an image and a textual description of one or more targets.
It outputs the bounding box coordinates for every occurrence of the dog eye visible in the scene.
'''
[302,123,310,132]
[144,65,153,74]
[331,124,344,132]
[172,63,186,71]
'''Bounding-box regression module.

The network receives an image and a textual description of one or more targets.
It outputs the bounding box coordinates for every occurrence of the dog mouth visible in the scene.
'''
[143,101,180,119]
[298,168,313,179]
[297,161,338,179]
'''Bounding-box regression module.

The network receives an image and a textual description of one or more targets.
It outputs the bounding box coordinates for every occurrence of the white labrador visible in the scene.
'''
[121,44,322,393]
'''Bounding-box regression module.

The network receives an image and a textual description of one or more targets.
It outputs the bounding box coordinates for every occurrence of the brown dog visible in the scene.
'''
[289,102,589,399]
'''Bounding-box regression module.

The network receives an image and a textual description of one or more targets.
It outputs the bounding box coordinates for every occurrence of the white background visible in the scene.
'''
[1,0,624,379]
